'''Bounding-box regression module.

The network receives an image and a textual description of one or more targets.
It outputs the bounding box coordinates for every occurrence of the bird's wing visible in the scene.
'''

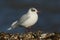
[18,14,30,24]
[11,20,18,26]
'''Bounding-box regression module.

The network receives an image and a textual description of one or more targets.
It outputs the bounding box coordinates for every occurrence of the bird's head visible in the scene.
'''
[28,8,38,14]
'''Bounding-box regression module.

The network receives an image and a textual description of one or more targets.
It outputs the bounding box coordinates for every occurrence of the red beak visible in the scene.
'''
[37,11,40,13]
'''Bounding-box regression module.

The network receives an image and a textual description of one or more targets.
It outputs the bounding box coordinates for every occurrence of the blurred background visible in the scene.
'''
[0,0,60,33]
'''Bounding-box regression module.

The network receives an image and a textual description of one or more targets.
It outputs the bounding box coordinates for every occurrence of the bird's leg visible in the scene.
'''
[25,27,32,33]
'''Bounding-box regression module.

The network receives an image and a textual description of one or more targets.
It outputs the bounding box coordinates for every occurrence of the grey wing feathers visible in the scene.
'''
[11,20,19,28]
[19,14,29,24]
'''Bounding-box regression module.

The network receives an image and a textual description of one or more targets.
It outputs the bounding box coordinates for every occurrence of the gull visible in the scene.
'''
[7,8,38,31]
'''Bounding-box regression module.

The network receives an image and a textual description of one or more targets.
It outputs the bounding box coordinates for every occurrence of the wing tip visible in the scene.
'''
[7,27,12,31]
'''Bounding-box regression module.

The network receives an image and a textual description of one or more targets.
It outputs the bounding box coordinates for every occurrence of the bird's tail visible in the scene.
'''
[7,21,18,31]
[7,27,12,30]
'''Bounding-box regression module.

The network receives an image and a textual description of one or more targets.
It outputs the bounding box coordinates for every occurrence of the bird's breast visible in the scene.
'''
[21,13,38,28]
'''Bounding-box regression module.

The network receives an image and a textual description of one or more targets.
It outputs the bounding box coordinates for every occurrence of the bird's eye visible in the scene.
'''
[31,9,35,12]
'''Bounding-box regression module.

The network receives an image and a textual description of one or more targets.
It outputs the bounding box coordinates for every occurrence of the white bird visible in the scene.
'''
[7,8,38,31]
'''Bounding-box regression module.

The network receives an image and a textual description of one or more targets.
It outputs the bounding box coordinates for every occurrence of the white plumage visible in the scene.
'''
[7,8,38,30]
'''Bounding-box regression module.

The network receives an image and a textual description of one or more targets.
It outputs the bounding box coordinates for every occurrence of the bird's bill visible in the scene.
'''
[37,11,40,13]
